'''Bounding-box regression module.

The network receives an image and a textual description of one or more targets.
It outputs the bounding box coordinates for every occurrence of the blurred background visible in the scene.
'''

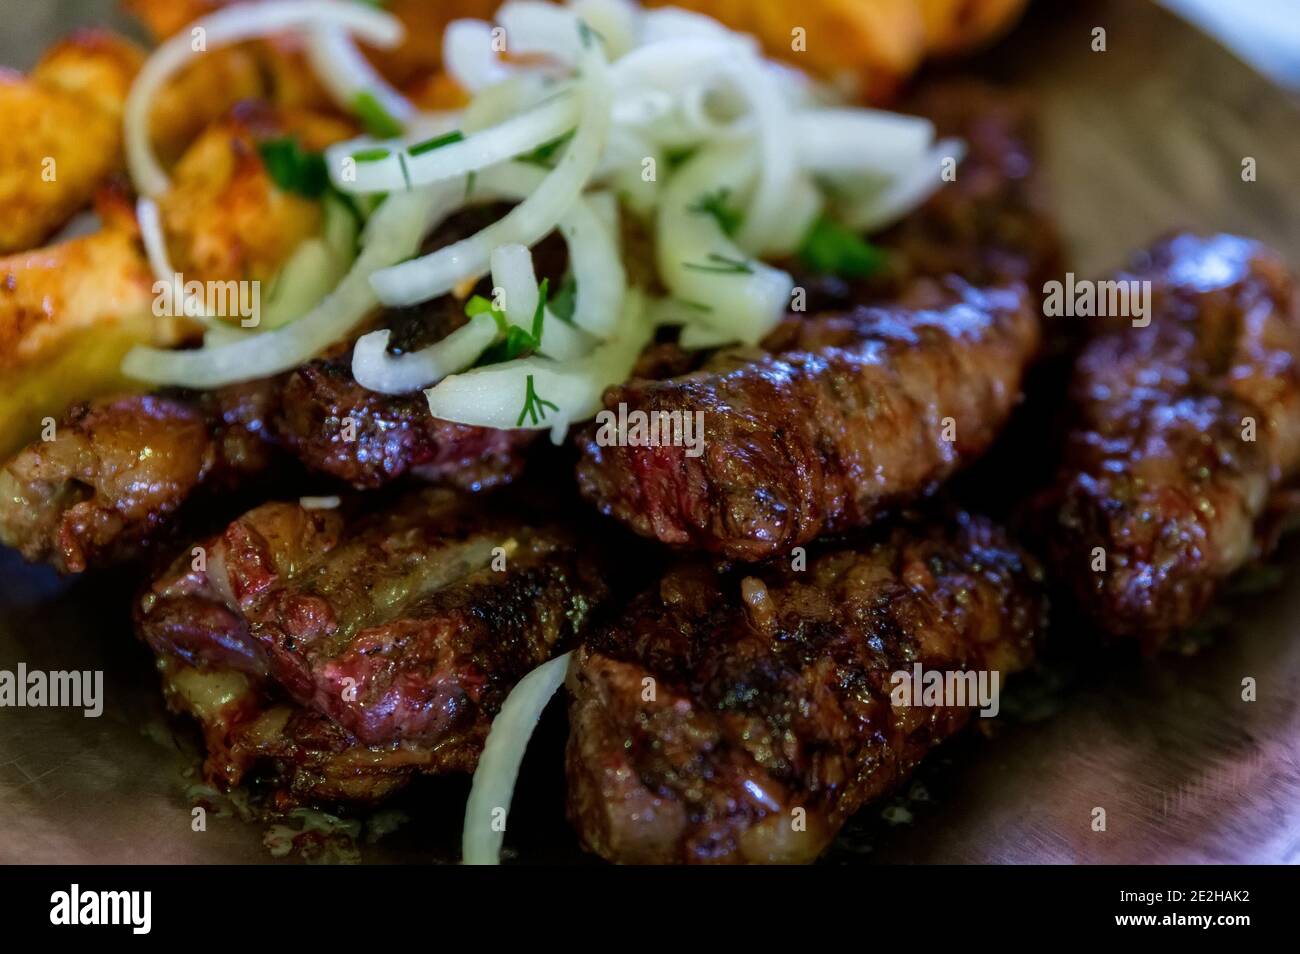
[3,1,1299,88]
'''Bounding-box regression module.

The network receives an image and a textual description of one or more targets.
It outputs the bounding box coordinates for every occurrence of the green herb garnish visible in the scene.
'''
[258,138,329,197]
[517,373,560,426]
[409,130,465,156]
[688,188,742,237]
[352,91,403,138]
[352,147,391,163]
[797,216,887,279]
[522,131,575,168]
[475,278,552,364]
[576,20,604,50]
[548,274,578,322]
[682,253,754,275]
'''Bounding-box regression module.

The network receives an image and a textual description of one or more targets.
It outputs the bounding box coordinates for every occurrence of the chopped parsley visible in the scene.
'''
[258,138,329,197]
[522,130,575,168]
[548,274,578,323]
[517,373,560,426]
[352,147,391,163]
[682,252,755,275]
[576,20,604,50]
[797,216,887,279]
[409,130,465,156]
[475,278,551,364]
[688,188,742,237]
[352,91,403,139]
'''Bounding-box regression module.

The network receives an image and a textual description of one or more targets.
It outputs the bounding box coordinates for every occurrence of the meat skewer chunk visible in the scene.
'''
[138,488,609,801]
[577,282,1039,561]
[159,659,474,808]
[565,512,1045,864]
[0,392,271,572]
[1040,233,1300,650]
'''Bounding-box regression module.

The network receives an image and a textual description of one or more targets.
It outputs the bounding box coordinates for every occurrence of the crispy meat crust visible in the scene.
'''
[1040,234,1300,650]
[138,489,609,782]
[566,512,1045,863]
[577,283,1039,560]
[158,659,454,807]
[0,393,269,572]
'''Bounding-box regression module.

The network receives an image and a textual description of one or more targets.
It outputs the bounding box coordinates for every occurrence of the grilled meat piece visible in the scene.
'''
[577,282,1039,560]
[139,488,608,777]
[159,660,462,807]
[1040,234,1300,650]
[566,511,1045,864]
[0,363,533,572]
[0,393,271,572]
[272,354,534,491]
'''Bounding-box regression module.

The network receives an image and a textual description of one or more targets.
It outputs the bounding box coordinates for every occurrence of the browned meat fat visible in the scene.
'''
[157,658,466,808]
[565,512,1045,864]
[0,393,270,572]
[577,282,1039,560]
[138,488,609,800]
[1040,233,1300,650]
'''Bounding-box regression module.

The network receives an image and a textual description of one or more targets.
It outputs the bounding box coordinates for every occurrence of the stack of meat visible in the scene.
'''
[4,80,1297,865]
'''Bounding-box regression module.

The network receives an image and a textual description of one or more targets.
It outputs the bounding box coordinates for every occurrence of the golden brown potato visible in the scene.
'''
[0,26,269,255]
[0,190,162,458]
[123,0,483,99]
[30,28,144,121]
[0,30,136,253]
[157,105,352,285]
[149,48,266,164]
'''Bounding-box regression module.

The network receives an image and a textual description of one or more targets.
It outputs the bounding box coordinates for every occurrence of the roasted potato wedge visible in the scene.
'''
[0,31,135,253]
[157,105,352,285]
[0,191,163,458]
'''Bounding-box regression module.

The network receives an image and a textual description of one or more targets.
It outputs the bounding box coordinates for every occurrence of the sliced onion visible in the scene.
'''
[490,244,590,361]
[331,91,580,195]
[443,19,515,93]
[460,73,556,132]
[638,7,757,49]
[426,290,650,442]
[496,1,584,61]
[727,55,797,255]
[122,184,449,387]
[461,651,573,866]
[656,144,791,346]
[843,138,967,232]
[794,108,936,177]
[351,313,498,394]
[568,0,640,59]
[370,23,612,309]
[595,127,660,216]
[137,197,252,344]
[466,163,626,338]
[125,0,404,197]
[759,173,823,258]
[306,26,414,127]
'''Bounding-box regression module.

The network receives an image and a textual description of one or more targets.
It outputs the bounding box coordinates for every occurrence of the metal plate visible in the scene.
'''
[2,0,1298,864]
